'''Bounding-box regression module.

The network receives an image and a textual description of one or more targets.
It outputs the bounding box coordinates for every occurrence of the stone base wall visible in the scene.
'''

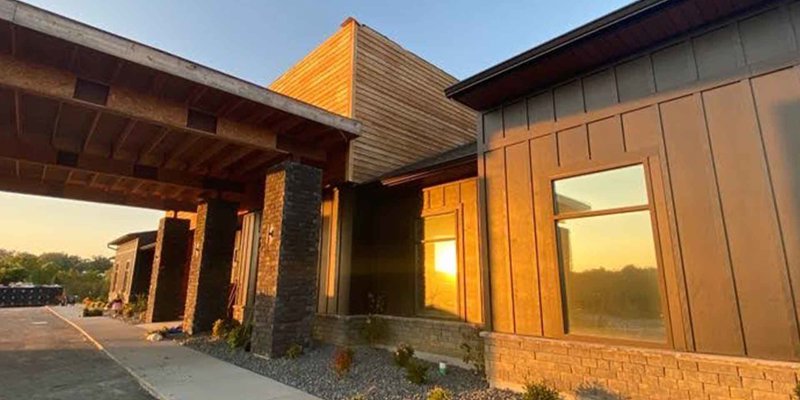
[313,314,482,359]
[484,332,800,400]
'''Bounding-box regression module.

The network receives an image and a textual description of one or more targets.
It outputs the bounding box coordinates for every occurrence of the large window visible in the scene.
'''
[554,164,666,343]
[418,212,459,318]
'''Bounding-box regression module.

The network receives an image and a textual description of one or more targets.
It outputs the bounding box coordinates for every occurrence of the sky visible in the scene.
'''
[0,0,632,258]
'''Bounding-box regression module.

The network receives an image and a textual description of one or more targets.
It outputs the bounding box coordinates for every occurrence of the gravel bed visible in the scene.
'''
[182,337,518,400]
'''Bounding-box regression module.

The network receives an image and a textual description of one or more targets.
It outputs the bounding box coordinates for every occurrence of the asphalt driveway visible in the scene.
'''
[0,307,154,400]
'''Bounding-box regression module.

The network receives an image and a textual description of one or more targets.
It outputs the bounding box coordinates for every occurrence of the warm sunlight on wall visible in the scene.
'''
[433,240,457,276]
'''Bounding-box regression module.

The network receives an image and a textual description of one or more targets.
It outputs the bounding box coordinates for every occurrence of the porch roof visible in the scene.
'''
[446,0,775,111]
[0,0,360,211]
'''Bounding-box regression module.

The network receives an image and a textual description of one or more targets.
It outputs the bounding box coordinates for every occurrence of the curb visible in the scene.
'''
[45,306,170,400]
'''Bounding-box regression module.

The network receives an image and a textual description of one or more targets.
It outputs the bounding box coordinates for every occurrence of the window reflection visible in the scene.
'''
[554,165,649,213]
[554,164,666,343]
[420,213,458,317]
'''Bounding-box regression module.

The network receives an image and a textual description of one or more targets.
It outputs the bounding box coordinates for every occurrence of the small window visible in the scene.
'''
[554,164,666,343]
[418,212,459,318]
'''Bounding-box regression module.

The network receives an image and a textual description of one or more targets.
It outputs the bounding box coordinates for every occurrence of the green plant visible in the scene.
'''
[459,330,485,376]
[285,343,303,360]
[331,347,355,378]
[521,381,561,400]
[212,318,239,340]
[426,386,453,400]
[393,343,415,367]
[404,358,430,385]
[794,381,800,400]
[226,323,251,349]
[575,381,626,400]
[360,292,388,344]
[348,394,366,400]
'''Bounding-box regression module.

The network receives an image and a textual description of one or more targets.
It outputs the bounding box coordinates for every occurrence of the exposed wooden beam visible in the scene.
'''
[0,174,198,211]
[217,98,245,118]
[9,23,15,56]
[50,102,63,145]
[162,135,199,168]
[65,169,74,184]
[186,85,208,106]
[0,53,280,150]
[14,159,19,178]
[138,127,169,163]
[40,165,46,183]
[12,90,20,137]
[109,59,124,84]
[188,141,227,171]
[0,135,246,193]
[88,171,100,187]
[209,147,253,175]
[67,44,79,72]
[112,119,136,158]
[81,110,102,152]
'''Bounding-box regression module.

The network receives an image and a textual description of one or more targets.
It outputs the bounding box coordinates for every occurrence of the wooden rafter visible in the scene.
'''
[209,147,253,175]
[112,119,137,158]
[50,102,63,145]
[186,85,208,106]
[162,135,199,167]
[217,98,245,118]
[138,127,169,162]
[81,110,102,152]
[13,91,20,137]
[189,141,227,171]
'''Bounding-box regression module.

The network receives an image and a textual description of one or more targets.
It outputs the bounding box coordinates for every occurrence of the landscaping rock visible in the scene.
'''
[182,337,517,400]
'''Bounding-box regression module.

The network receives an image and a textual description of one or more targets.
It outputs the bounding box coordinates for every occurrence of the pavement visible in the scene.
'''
[45,305,321,400]
[0,307,154,400]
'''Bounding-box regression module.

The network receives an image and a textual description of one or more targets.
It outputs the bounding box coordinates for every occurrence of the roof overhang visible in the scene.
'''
[446,0,777,111]
[0,0,361,210]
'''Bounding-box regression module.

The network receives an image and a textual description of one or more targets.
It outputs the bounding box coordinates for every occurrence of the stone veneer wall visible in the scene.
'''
[313,314,482,359]
[484,332,800,400]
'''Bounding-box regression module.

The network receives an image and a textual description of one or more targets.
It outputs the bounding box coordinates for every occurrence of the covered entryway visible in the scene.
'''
[0,0,359,357]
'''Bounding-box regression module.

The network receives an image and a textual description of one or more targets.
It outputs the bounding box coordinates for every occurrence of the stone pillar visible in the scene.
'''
[251,161,322,358]
[145,217,190,323]
[182,199,239,334]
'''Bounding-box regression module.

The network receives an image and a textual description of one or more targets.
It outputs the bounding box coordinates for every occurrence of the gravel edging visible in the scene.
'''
[182,337,518,400]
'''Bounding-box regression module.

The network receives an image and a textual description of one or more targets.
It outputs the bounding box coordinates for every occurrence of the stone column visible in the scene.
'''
[251,161,322,358]
[145,217,190,323]
[182,199,239,335]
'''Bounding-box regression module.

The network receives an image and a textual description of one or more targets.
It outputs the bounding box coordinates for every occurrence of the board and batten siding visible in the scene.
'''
[479,2,800,362]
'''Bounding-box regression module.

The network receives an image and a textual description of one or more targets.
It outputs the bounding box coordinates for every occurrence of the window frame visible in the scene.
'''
[550,159,674,349]
[414,208,464,320]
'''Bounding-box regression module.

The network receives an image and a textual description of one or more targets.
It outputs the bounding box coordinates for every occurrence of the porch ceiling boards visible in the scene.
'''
[0,0,360,211]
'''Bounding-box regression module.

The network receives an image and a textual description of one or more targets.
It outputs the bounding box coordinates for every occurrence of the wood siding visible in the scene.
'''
[351,26,476,182]
[269,20,356,117]
[479,2,800,361]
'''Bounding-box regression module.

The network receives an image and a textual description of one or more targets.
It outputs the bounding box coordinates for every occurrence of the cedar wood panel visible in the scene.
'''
[479,2,800,361]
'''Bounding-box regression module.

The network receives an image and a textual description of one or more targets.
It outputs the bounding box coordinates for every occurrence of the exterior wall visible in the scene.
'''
[128,248,153,301]
[485,333,800,400]
[324,178,482,325]
[476,1,800,395]
[269,19,477,183]
[268,19,356,118]
[313,314,482,360]
[350,25,476,182]
[230,211,261,323]
[109,239,138,302]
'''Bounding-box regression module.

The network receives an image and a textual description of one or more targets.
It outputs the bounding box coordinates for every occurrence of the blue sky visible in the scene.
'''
[1,0,632,257]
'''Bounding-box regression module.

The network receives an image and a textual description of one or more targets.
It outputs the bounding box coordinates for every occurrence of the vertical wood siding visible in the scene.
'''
[479,2,800,361]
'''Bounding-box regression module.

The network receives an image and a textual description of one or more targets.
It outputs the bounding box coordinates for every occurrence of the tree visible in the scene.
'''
[0,265,27,285]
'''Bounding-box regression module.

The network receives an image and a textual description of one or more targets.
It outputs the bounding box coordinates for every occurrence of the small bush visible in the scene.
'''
[459,330,485,376]
[212,318,239,340]
[348,394,367,400]
[405,358,430,385]
[393,343,415,367]
[426,386,453,400]
[522,381,561,400]
[226,324,251,349]
[794,382,800,400]
[285,343,303,360]
[331,347,355,378]
[575,381,626,400]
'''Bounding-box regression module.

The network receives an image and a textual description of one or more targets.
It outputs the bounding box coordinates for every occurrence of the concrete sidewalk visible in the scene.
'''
[47,306,321,400]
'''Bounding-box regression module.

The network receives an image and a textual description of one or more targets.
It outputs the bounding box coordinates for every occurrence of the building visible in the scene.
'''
[107,231,156,303]
[445,0,800,397]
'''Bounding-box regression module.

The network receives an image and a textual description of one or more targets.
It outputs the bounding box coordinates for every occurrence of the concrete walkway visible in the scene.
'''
[47,306,321,400]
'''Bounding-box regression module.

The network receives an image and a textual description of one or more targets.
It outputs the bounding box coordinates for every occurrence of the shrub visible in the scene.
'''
[360,292,388,344]
[331,346,355,378]
[794,382,800,400]
[522,381,561,400]
[405,358,430,385]
[212,318,238,340]
[575,382,626,400]
[426,386,453,400]
[226,324,251,350]
[285,343,303,360]
[348,394,366,400]
[393,343,415,367]
[459,330,485,376]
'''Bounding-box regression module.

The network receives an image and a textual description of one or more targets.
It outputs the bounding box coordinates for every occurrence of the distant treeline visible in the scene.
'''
[0,249,112,300]
[564,264,662,320]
